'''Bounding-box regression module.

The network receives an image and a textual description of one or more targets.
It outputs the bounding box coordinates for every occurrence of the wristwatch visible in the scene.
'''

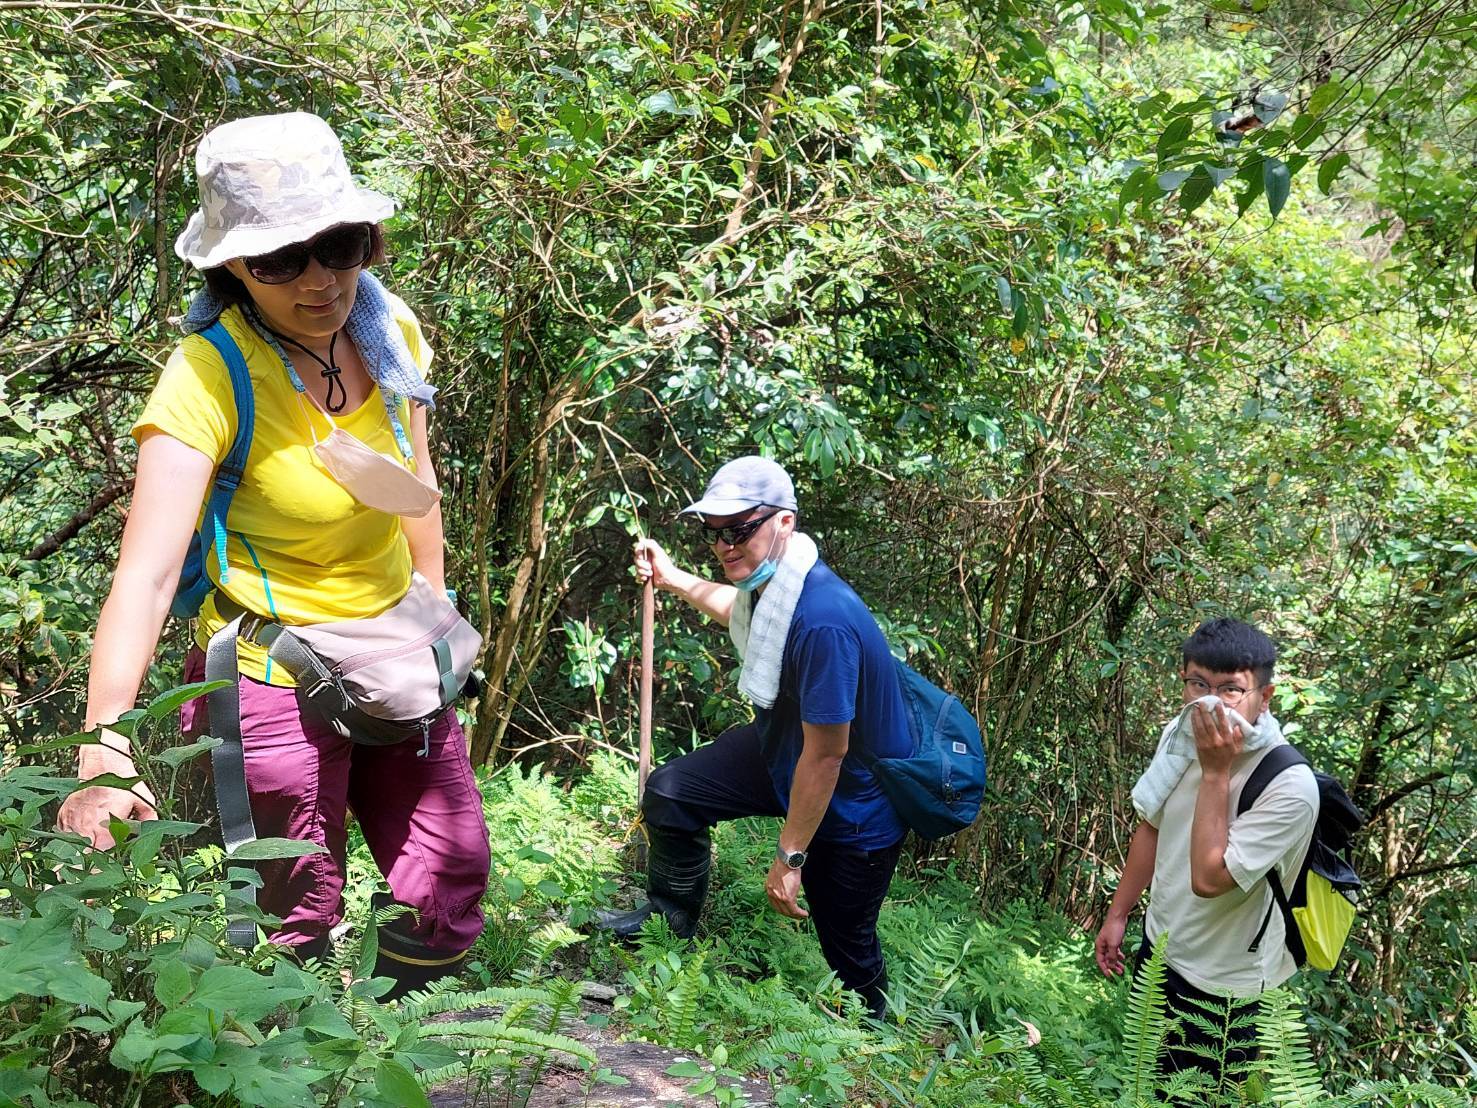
[776,845,807,869]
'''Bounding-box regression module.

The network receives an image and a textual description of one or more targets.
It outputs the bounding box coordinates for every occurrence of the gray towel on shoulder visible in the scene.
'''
[178,270,436,408]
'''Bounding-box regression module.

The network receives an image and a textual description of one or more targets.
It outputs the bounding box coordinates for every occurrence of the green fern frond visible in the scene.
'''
[1255,988,1327,1107]
[416,1023,598,1069]
[413,1048,521,1089]
[1156,1067,1210,1104]
[514,920,585,984]
[1343,1079,1471,1108]
[664,948,708,1049]
[398,984,552,1021]
[1034,1035,1101,1106]
[729,1025,878,1072]
[1117,932,1169,1102]
[889,920,971,1037]
[540,975,584,1031]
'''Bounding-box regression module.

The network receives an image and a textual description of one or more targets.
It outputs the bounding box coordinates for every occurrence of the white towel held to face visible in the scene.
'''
[1130,695,1284,821]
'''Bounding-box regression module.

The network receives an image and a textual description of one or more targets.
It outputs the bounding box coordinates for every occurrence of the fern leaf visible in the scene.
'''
[418,1023,598,1069]
[1256,988,1327,1107]
[1117,932,1169,1102]
[664,949,708,1049]
[399,985,552,1021]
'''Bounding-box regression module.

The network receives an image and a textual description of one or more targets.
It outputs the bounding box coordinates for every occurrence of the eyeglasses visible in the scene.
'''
[698,508,779,547]
[1183,677,1262,706]
[243,223,373,285]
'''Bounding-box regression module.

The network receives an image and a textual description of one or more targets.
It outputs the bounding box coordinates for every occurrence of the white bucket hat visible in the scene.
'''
[174,112,396,270]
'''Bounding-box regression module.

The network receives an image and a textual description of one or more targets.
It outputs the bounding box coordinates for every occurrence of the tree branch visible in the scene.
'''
[1363,769,1449,825]
[721,0,826,239]
[26,482,129,561]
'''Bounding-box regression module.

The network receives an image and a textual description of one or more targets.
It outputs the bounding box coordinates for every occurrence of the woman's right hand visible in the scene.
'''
[56,730,158,849]
[633,538,681,592]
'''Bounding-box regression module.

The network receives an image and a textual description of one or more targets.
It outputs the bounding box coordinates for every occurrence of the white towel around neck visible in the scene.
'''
[1130,695,1284,821]
[727,532,820,708]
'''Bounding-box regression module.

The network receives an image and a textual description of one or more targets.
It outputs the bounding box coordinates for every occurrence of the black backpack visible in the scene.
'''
[1239,744,1364,971]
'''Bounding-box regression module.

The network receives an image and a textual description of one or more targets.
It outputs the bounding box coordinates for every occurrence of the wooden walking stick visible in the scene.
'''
[635,573,655,868]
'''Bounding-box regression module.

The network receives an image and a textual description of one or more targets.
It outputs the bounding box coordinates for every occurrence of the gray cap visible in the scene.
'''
[681,456,798,517]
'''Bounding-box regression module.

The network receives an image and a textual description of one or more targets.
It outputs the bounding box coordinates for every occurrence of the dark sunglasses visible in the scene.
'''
[697,508,779,547]
[243,223,373,285]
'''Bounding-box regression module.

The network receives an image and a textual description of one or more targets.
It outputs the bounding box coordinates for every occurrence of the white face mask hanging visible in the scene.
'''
[300,395,441,518]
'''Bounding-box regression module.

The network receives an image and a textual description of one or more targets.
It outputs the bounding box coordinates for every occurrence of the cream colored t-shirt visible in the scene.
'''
[1143,739,1319,998]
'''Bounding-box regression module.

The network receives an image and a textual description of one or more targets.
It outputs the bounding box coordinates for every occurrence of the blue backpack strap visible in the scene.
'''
[195,321,255,586]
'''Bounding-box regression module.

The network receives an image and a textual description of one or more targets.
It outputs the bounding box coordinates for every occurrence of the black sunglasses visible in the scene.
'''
[697,508,780,547]
[243,223,373,285]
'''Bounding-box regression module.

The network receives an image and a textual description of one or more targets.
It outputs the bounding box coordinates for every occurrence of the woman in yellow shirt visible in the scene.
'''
[56,113,490,995]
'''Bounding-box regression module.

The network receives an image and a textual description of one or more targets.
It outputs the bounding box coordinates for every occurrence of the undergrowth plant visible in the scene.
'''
[568,752,1471,1106]
[0,689,596,1107]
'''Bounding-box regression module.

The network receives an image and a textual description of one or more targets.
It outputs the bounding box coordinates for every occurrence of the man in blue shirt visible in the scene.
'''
[595,457,910,1019]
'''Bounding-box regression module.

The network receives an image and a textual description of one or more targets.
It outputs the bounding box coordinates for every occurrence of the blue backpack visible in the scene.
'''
[856,660,987,839]
[170,322,255,619]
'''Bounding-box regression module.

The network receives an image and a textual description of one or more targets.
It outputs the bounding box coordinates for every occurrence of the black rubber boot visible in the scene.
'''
[594,826,711,939]
[857,967,889,1022]
[280,933,333,967]
[370,893,469,1002]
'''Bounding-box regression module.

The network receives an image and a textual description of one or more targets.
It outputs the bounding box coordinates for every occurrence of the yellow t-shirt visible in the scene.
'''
[132,296,433,684]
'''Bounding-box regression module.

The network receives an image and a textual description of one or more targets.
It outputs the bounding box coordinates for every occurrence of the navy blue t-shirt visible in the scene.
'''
[753,561,910,850]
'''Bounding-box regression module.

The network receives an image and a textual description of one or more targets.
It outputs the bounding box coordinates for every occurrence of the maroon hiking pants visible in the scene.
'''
[181,649,490,958]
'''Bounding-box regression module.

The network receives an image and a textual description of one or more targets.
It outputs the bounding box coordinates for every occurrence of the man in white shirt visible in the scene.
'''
[1095,618,1319,1078]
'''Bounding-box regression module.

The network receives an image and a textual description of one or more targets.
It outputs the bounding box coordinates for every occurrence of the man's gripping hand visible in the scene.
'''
[764,858,808,919]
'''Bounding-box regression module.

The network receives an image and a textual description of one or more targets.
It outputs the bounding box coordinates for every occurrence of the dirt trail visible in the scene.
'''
[426,994,775,1107]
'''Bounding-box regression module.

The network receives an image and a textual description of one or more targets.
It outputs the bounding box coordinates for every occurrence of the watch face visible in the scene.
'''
[783,850,806,868]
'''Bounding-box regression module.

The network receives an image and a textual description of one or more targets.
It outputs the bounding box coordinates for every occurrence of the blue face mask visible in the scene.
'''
[736,557,778,592]
[735,525,784,592]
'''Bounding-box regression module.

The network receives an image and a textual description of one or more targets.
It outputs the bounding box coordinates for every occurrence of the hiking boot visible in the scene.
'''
[370,892,469,1001]
[594,826,710,940]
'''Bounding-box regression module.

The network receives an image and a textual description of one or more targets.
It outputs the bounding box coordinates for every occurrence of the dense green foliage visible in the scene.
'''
[3,0,1475,1101]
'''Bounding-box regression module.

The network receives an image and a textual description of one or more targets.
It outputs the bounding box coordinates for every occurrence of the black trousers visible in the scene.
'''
[1135,939,1260,1082]
[642,723,902,1005]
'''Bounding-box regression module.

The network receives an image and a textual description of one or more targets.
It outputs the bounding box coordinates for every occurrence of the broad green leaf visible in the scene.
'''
[994,274,1012,312]
[394,1038,461,1072]
[153,960,193,1009]
[1117,165,1151,214]
[1156,169,1191,192]
[967,414,1005,452]
[1306,80,1343,117]
[375,1059,431,1107]
[109,1021,202,1068]
[665,1059,706,1077]
[1251,89,1288,125]
[151,735,223,769]
[145,681,229,720]
[190,965,312,1020]
[1156,115,1192,160]
[642,91,697,117]
[1235,169,1265,217]
[14,731,100,756]
[0,904,110,1010]
[229,837,328,861]
[1263,156,1291,218]
[1318,152,1351,195]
